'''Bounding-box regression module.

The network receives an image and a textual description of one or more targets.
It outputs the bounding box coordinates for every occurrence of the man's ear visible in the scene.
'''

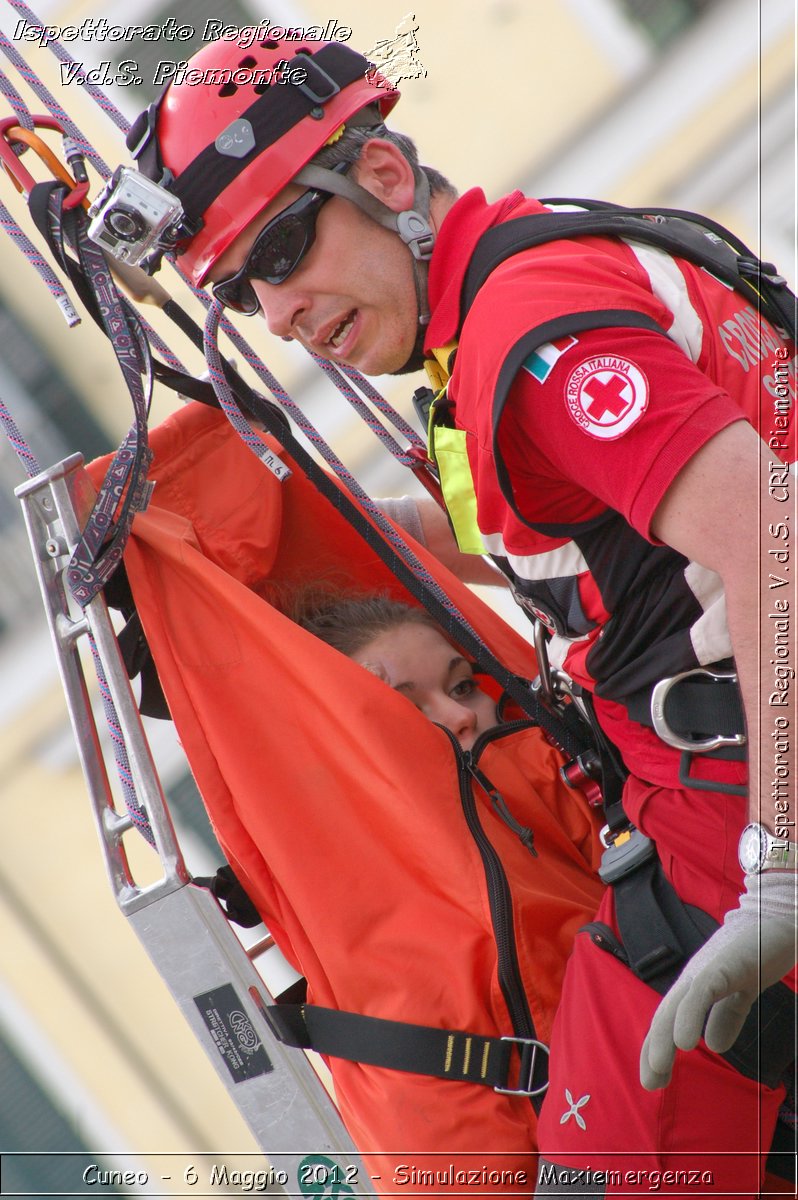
[353,138,417,213]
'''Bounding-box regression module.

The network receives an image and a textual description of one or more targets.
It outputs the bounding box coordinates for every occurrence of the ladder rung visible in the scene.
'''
[246,934,276,959]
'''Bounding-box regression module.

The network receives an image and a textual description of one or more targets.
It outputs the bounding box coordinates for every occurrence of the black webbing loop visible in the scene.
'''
[612,857,716,990]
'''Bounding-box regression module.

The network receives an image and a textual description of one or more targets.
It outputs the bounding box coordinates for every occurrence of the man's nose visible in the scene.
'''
[253,278,306,339]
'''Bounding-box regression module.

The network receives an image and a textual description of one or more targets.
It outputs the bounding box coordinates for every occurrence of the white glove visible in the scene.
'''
[640,871,797,1090]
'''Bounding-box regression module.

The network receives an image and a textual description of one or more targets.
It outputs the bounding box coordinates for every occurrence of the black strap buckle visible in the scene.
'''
[650,667,746,754]
[495,1037,549,1097]
[598,826,656,885]
[738,254,788,287]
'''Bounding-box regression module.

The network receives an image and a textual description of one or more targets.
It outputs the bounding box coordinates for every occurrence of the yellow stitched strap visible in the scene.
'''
[429,421,487,556]
[424,340,458,392]
[424,339,485,554]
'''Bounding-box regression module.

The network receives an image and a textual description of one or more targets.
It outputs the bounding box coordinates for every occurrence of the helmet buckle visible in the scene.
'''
[396,210,435,262]
[296,57,341,108]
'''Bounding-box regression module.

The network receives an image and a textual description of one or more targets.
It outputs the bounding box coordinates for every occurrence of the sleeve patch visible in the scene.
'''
[522,335,579,383]
[565,354,648,440]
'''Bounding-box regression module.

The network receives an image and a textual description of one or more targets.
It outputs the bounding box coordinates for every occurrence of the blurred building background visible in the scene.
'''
[0,0,794,1191]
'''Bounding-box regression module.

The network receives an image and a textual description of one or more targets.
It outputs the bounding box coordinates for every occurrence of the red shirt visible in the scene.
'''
[425,189,796,784]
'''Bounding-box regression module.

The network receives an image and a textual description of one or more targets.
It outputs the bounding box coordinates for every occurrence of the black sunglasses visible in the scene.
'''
[212,163,349,316]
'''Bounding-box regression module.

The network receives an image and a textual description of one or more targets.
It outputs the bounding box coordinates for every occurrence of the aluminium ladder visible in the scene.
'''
[16,451,374,1197]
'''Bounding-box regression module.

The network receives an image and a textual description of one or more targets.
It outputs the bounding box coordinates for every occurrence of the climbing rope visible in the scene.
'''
[0,1,596,835]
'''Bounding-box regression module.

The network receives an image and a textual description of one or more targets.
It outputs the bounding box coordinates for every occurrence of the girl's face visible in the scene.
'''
[351,621,498,751]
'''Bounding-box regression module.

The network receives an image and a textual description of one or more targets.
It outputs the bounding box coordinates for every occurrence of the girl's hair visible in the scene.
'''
[292,589,440,659]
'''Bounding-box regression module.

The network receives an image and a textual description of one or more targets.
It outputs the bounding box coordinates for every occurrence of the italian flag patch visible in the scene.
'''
[522,335,578,383]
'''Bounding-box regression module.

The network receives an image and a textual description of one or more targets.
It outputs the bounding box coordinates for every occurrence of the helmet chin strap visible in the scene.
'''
[293,164,434,334]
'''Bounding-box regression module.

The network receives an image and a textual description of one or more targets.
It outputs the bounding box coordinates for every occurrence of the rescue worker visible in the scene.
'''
[127,34,797,1195]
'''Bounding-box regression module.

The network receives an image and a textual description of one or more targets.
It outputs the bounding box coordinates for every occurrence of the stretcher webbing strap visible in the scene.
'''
[265,1003,548,1105]
[28,182,154,605]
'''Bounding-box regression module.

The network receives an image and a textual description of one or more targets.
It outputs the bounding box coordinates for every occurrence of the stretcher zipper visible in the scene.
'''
[443,722,538,1051]
[467,760,538,856]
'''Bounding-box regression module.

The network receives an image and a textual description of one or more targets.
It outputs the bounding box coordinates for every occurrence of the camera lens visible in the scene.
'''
[103,205,146,243]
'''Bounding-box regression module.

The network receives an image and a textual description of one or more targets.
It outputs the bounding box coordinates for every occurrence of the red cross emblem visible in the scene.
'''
[565,356,648,440]
[582,373,632,420]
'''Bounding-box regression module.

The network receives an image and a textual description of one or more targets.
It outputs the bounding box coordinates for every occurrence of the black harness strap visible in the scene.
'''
[625,668,746,741]
[461,205,796,342]
[263,1002,549,1108]
[613,858,718,989]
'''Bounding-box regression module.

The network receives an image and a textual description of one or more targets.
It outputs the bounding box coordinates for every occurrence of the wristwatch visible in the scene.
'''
[738,823,798,874]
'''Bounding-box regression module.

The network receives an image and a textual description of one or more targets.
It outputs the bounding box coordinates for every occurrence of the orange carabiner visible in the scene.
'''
[0,115,90,209]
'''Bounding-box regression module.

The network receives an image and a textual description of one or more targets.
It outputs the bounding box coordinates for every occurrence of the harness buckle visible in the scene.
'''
[495,1037,549,1097]
[598,826,656,884]
[650,667,746,754]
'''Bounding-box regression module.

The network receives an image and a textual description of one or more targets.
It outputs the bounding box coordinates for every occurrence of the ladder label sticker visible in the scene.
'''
[194,984,273,1083]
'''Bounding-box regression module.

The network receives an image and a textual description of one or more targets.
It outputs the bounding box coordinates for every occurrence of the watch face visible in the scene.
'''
[739,823,766,873]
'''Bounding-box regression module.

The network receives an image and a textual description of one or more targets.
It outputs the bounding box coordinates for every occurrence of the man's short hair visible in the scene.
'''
[309,103,456,199]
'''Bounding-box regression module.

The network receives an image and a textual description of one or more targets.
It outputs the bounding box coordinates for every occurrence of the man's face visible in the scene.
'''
[208,141,422,376]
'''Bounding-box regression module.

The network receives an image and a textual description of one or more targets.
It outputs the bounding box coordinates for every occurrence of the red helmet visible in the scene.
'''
[137,36,399,284]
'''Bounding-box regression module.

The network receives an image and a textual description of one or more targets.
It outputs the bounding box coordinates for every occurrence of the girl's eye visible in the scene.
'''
[451,677,476,700]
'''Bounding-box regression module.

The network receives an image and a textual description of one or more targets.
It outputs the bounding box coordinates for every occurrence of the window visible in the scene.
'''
[113,0,258,106]
[0,1033,123,1195]
[165,768,226,866]
[617,0,719,47]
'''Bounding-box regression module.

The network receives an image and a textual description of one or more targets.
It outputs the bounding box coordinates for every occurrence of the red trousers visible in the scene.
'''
[535,773,795,1198]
